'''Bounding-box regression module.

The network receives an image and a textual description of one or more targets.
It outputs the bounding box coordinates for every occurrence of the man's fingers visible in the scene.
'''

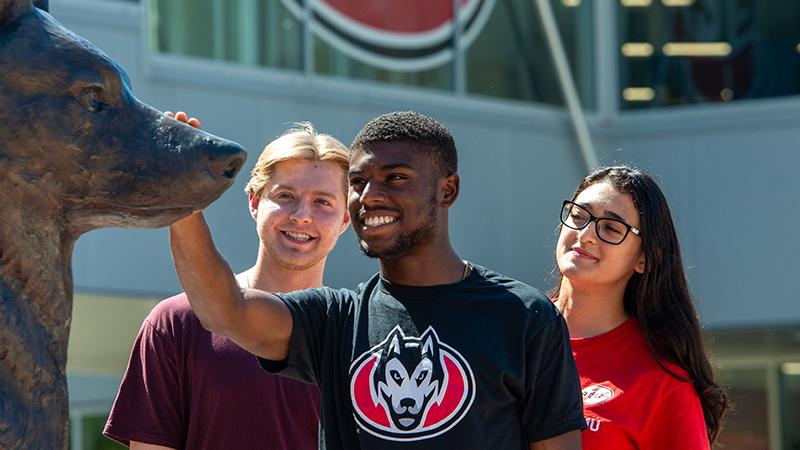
[165,110,201,129]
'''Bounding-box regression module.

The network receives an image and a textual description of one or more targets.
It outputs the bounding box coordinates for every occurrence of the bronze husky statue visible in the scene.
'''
[0,0,246,447]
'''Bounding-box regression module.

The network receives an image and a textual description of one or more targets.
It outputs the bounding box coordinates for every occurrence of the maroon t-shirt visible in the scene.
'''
[104,294,320,450]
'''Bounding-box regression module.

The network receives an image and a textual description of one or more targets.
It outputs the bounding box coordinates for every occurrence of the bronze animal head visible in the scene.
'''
[0,0,246,447]
[0,1,246,233]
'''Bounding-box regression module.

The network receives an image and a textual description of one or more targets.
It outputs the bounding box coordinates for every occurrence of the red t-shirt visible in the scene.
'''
[103,294,320,450]
[572,318,709,450]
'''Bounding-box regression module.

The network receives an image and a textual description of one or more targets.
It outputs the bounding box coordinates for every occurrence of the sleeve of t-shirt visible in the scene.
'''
[522,313,587,443]
[642,380,710,450]
[103,317,185,448]
[258,287,343,386]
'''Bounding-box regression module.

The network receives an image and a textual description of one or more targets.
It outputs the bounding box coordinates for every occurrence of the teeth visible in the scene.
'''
[364,216,397,227]
[285,231,311,241]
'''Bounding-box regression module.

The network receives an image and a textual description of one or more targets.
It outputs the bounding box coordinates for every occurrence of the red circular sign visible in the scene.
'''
[279,0,496,70]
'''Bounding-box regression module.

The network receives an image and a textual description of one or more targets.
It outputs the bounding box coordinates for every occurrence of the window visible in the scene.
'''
[782,363,800,450]
[707,326,800,449]
[149,0,303,71]
[716,367,769,450]
[619,0,800,109]
[466,0,594,107]
[148,0,594,108]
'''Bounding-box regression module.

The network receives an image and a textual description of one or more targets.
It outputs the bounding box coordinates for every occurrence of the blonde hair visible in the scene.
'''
[244,122,349,198]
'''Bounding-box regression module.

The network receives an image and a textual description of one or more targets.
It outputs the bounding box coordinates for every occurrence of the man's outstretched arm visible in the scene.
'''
[169,211,292,360]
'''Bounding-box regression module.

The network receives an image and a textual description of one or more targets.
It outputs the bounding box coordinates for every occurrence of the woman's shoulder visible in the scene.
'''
[630,332,694,388]
[653,357,693,389]
[614,320,694,382]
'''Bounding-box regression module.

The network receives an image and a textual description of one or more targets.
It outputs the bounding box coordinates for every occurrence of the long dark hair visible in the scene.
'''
[553,165,728,444]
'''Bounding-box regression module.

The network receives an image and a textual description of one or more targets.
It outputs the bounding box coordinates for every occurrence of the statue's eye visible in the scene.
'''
[78,87,105,113]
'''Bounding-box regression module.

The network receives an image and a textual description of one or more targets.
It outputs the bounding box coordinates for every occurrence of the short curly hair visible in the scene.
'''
[351,111,457,176]
[245,122,349,198]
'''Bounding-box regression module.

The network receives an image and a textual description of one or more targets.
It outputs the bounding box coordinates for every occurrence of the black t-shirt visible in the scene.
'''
[260,264,585,450]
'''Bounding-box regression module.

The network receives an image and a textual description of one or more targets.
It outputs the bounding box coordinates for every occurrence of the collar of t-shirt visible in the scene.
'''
[569,316,638,349]
[378,264,479,298]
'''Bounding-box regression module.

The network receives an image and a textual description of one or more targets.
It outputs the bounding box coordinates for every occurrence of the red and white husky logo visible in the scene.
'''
[350,326,475,441]
[278,0,497,71]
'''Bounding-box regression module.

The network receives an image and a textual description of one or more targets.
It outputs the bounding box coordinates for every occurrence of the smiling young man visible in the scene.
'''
[104,120,351,450]
[170,111,585,449]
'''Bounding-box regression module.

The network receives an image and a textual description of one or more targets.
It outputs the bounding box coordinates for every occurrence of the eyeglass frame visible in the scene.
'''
[560,200,641,245]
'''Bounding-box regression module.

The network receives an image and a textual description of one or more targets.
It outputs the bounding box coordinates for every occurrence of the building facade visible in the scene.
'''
[52,1,800,449]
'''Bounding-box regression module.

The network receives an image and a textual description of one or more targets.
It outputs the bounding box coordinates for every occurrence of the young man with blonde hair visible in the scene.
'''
[104,115,350,450]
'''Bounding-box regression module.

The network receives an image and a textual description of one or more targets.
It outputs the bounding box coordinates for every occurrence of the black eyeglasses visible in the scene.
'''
[560,200,640,245]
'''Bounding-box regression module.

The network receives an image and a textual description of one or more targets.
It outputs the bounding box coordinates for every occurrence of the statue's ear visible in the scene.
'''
[0,0,33,27]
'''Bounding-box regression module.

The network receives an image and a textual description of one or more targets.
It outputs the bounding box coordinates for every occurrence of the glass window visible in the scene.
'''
[312,10,455,92]
[707,326,800,450]
[783,363,800,450]
[307,0,459,81]
[148,0,594,108]
[715,367,770,450]
[149,0,303,71]
[619,0,800,109]
[466,0,594,108]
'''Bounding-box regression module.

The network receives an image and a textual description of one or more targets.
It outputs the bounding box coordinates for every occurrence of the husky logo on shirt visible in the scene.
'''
[349,326,476,441]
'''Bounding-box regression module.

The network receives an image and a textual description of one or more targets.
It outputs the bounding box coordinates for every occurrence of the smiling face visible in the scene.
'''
[250,158,349,271]
[348,141,443,260]
[556,181,645,291]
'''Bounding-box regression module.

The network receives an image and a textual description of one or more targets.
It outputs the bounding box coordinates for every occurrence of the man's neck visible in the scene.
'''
[379,242,465,286]
[555,280,629,339]
[242,257,326,292]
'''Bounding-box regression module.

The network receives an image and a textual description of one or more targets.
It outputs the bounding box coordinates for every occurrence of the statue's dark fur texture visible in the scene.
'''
[0,0,246,447]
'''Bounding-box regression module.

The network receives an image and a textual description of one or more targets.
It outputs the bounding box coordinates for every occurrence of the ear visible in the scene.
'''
[338,209,351,236]
[420,327,440,358]
[0,0,32,26]
[387,333,402,357]
[634,251,646,274]
[383,326,406,357]
[247,192,260,221]
[439,173,460,208]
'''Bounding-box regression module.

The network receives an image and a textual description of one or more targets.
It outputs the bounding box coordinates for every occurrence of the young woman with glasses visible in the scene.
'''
[552,165,728,449]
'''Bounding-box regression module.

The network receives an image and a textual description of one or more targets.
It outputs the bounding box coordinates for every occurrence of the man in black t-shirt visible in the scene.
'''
[170,111,585,449]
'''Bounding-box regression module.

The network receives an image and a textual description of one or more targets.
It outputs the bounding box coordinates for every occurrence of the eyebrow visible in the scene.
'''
[380,163,415,171]
[271,185,340,200]
[577,202,629,223]
[348,162,415,176]
[314,190,341,199]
